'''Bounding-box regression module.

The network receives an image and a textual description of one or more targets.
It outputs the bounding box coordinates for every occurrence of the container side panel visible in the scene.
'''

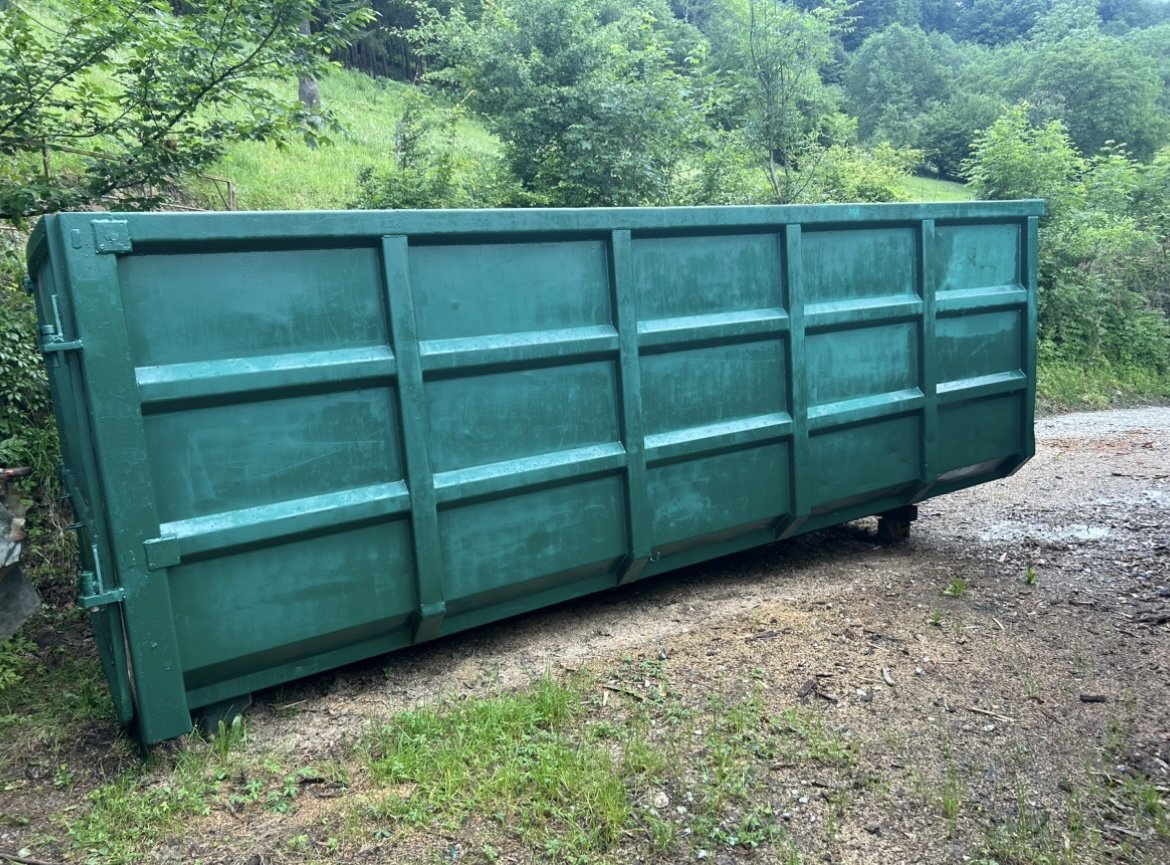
[641,341,786,436]
[409,241,612,340]
[119,248,387,366]
[648,444,791,548]
[801,228,917,303]
[936,396,1025,474]
[936,311,1023,384]
[144,388,402,522]
[808,415,921,507]
[170,518,416,687]
[426,362,620,473]
[935,224,1021,291]
[439,476,627,607]
[806,323,919,408]
[632,234,782,319]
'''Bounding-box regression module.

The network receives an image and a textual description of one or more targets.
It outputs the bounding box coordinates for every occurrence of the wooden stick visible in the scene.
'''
[967,706,1015,722]
[601,683,644,702]
[0,851,66,865]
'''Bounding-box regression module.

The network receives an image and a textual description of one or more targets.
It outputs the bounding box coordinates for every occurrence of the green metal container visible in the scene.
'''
[27,202,1043,744]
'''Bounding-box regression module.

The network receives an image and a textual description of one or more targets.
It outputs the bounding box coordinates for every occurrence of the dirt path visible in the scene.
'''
[3,407,1168,864]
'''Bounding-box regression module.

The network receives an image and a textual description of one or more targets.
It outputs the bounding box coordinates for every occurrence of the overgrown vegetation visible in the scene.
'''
[0,0,374,222]
[50,663,860,864]
[965,106,1170,404]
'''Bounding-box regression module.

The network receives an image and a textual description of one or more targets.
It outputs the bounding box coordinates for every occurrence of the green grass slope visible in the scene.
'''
[207,67,972,211]
[204,69,501,211]
[900,175,975,201]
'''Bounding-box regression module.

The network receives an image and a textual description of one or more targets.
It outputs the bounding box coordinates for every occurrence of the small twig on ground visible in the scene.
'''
[991,617,1005,632]
[1134,613,1170,626]
[1104,824,1144,840]
[1079,694,1108,703]
[601,683,644,702]
[967,706,1015,723]
[745,630,782,642]
[881,667,895,687]
[0,851,65,865]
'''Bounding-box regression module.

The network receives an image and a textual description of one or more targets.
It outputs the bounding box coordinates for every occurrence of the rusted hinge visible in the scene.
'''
[79,544,124,610]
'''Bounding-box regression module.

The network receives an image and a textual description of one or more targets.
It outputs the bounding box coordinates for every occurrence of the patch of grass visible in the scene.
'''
[768,705,857,769]
[942,577,969,598]
[1120,776,1170,838]
[1024,564,1038,586]
[362,675,629,856]
[976,800,1091,865]
[63,721,341,864]
[356,668,849,862]
[203,69,502,211]
[1037,355,1170,411]
[67,747,220,862]
[901,175,975,202]
[939,768,965,831]
[0,633,113,769]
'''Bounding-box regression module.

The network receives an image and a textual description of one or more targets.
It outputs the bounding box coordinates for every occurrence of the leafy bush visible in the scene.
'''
[805,142,922,203]
[0,635,34,694]
[423,0,707,207]
[351,95,519,209]
[0,233,56,479]
[966,105,1170,395]
[1,230,69,604]
[964,104,1085,216]
[681,130,773,205]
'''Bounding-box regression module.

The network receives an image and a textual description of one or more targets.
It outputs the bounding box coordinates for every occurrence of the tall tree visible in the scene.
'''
[424,0,706,207]
[707,0,849,203]
[957,0,1051,45]
[0,0,371,221]
[1025,23,1168,160]
[845,24,951,143]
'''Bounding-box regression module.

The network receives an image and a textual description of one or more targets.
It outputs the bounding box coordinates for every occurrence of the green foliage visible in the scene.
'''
[681,129,773,205]
[1024,24,1168,161]
[1133,146,1170,240]
[364,676,631,853]
[941,577,968,597]
[351,92,518,209]
[0,279,55,479]
[845,24,951,144]
[0,0,373,222]
[0,634,33,696]
[210,69,504,210]
[963,104,1084,214]
[966,106,1170,397]
[425,0,706,207]
[707,0,849,203]
[913,90,1005,179]
[957,0,1050,46]
[804,141,920,203]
